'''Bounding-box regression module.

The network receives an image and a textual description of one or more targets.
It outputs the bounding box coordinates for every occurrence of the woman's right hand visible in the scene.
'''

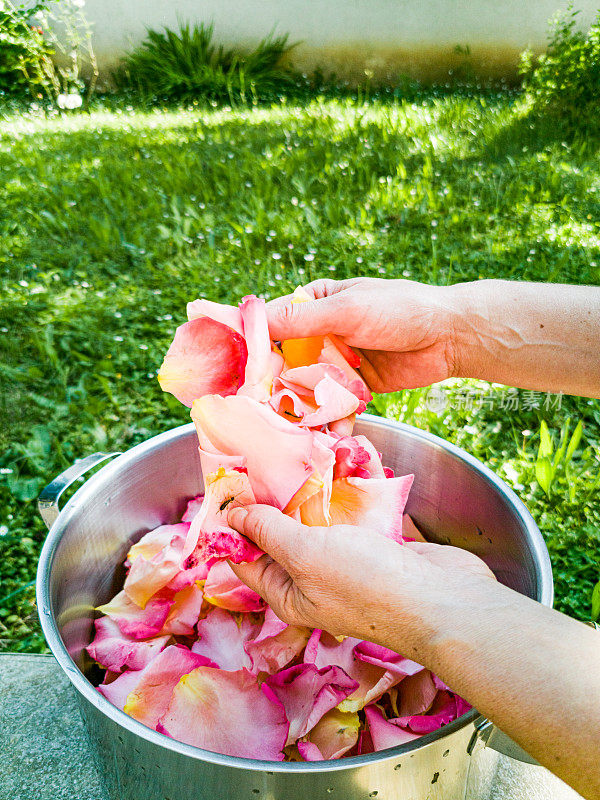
[266,277,465,392]
[227,504,495,656]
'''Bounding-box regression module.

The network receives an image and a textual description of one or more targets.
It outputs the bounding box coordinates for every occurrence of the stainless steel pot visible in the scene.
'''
[37,414,553,800]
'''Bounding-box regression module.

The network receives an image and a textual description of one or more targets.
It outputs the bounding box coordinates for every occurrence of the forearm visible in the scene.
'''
[402,578,600,799]
[449,280,600,398]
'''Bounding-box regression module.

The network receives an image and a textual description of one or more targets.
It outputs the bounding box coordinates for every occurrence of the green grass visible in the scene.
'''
[0,91,599,652]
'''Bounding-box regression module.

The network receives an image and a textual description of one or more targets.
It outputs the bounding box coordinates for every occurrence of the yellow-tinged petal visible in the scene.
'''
[284,471,324,516]
[281,287,325,368]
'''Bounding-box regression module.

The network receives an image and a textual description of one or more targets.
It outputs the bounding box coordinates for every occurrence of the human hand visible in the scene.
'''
[227,504,495,661]
[266,277,464,392]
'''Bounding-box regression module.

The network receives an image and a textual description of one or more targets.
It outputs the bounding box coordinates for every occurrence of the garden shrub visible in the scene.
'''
[116,22,295,103]
[0,0,98,107]
[0,1,54,98]
[520,4,600,122]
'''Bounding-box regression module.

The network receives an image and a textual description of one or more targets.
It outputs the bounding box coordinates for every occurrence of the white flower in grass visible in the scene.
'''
[57,93,83,110]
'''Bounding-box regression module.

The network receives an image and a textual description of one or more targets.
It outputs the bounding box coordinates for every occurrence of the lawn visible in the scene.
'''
[0,91,599,653]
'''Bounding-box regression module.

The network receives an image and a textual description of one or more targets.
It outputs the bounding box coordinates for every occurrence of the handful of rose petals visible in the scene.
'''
[87,289,470,761]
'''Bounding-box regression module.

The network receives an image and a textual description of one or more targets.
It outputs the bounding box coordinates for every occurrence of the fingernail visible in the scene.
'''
[228,506,248,528]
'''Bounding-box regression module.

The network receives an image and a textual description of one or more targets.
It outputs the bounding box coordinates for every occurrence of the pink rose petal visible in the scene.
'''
[98,667,141,710]
[245,608,310,674]
[303,474,414,542]
[160,583,204,636]
[192,607,259,671]
[97,590,172,640]
[454,694,473,717]
[365,705,422,751]
[296,741,323,761]
[304,631,400,712]
[127,523,188,563]
[317,336,372,405]
[288,431,335,521]
[182,468,261,564]
[298,708,361,760]
[158,317,247,407]
[181,494,205,522]
[356,727,374,755]
[165,559,209,593]
[86,617,170,672]
[273,365,362,427]
[198,447,247,478]
[203,560,265,612]
[186,299,244,335]
[328,333,361,368]
[353,641,424,677]
[237,295,273,402]
[124,523,190,608]
[331,436,371,479]
[402,513,427,543]
[351,435,387,478]
[301,375,360,428]
[392,690,467,734]
[192,394,314,509]
[265,663,359,744]
[97,644,213,722]
[432,673,451,692]
[118,645,215,727]
[327,413,356,437]
[396,670,438,716]
[159,667,288,760]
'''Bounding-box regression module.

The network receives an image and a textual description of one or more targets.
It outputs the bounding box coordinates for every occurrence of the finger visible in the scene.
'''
[265,288,353,341]
[402,540,444,555]
[355,348,386,393]
[229,554,293,605]
[300,277,361,300]
[263,281,334,315]
[228,504,309,569]
[229,555,302,623]
[266,278,357,308]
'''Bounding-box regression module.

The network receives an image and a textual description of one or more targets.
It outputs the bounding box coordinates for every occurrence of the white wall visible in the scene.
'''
[85,0,599,82]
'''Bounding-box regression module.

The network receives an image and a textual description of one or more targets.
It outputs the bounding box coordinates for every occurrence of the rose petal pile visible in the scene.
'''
[88,289,470,761]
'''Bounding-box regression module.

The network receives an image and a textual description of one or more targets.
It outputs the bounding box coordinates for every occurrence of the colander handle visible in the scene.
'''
[38,452,121,530]
[468,716,539,765]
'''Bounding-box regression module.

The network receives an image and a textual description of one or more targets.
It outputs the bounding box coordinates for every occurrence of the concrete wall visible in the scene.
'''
[84,0,600,83]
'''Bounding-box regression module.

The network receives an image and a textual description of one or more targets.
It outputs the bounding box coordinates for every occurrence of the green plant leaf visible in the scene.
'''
[591,580,600,622]
[538,420,554,458]
[565,420,583,464]
[535,457,553,496]
[552,418,570,469]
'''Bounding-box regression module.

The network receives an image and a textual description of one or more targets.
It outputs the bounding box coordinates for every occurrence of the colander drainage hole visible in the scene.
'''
[431,772,440,784]
[369,792,378,797]
[442,749,450,758]
[394,764,402,770]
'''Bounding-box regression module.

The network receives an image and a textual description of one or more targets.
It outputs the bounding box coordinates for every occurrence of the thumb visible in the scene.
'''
[266,294,345,341]
[228,504,308,569]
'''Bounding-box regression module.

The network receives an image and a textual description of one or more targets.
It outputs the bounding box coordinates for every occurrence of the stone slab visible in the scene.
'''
[0,653,109,800]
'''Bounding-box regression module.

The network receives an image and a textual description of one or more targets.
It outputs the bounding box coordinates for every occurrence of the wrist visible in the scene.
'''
[443,280,500,380]
[418,576,521,672]
[382,569,506,668]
